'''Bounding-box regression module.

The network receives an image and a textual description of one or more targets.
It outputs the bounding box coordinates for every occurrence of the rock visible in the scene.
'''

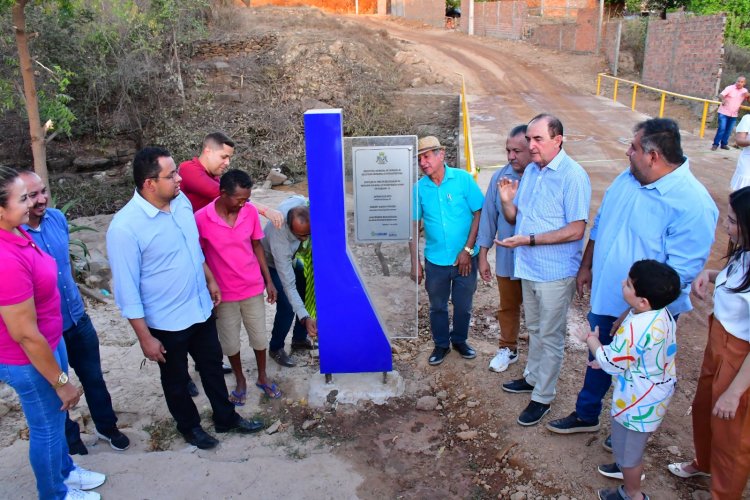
[435,404,443,410]
[0,401,10,417]
[510,492,526,500]
[457,393,466,400]
[282,180,293,186]
[212,61,231,72]
[416,395,438,411]
[489,432,498,439]
[667,445,681,456]
[48,156,74,171]
[267,168,288,186]
[435,390,448,401]
[466,400,479,408]
[266,420,281,434]
[73,156,113,172]
[458,423,469,431]
[410,77,423,88]
[456,430,478,441]
[557,496,570,500]
[301,419,318,430]
[691,491,711,500]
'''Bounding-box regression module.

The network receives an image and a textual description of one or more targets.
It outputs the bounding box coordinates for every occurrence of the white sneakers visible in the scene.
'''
[64,465,106,492]
[488,347,518,373]
[64,489,101,500]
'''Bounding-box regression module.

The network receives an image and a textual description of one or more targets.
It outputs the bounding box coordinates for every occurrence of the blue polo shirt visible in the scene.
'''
[22,208,85,332]
[107,190,213,331]
[477,164,522,278]
[589,161,718,317]
[413,165,484,266]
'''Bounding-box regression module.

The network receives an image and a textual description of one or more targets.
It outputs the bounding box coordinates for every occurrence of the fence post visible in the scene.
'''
[700,101,709,138]
[613,21,622,77]
[631,84,638,110]
[596,74,602,95]
[613,80,618,102]
[659,93,666,117]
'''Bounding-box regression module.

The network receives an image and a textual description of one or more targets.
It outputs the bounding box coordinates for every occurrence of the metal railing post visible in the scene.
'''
[596,74,602,96]
[659,93,666,118]
[631,84,638,111]
[700,101,709,139]
[613,80,618,102]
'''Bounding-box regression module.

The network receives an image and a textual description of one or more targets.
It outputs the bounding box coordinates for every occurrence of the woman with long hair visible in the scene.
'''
[0,166,106,500]
[668,186,750,498]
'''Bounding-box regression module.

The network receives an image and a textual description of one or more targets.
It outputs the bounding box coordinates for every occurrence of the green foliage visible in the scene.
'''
[688,0,750,48]
[58,198,97,278]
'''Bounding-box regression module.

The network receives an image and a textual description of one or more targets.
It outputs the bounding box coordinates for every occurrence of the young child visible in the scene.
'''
[574,259,681,500]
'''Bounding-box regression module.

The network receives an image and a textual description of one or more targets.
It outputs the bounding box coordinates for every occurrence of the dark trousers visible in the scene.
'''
[63,313,118,445]
[424,257,478,348]
[150,317,238,435]
[269,262,308,352]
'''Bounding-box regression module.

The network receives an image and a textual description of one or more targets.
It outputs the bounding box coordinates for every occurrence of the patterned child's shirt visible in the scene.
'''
[595,307,677,432]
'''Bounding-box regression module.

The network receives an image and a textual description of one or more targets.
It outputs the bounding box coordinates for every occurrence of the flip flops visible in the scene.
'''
[229,390,246,406]
[256,382,282,399]
[668,462,711,478]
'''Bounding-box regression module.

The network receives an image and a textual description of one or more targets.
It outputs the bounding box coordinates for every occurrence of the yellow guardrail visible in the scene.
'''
[458,74,478,181]
[596,73,750,138]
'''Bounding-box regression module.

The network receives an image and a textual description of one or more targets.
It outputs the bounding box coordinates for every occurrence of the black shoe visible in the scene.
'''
[720,145,730,150]
[545,411,600,434]
[68,439,88,456]
[270,349,297,367]
[215,417,265,434]
[187,379,199,397]
[452,342,477,359]
[598,462,645,480]
[598,486,649,500]
[428,346,450,366]
[502,378,534,394]
[517,401,550,426]
[603,434,612,452]
[182,426,219,450]
[291,338,317,350]
[96,428,131,451]
[222,362,232,374]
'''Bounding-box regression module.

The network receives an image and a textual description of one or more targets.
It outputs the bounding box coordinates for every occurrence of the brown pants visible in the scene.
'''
[692,314,750,499]
[496,276,523,351]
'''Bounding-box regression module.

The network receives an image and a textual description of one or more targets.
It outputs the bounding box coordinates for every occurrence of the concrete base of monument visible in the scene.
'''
[308,370,405,406]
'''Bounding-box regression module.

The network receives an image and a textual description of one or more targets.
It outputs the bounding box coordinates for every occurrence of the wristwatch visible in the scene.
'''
[53,371,68,389]
[463,246,475,256]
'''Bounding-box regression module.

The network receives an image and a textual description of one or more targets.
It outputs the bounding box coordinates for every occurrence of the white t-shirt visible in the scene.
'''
[714,251,750,341]
[730,115,750,191]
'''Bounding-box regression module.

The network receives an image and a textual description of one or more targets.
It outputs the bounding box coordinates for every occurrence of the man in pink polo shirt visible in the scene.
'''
[195,169,280,403]
[712,76,748,151]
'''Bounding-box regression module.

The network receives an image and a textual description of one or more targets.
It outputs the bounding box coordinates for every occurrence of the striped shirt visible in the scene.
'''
[513,149,591,282]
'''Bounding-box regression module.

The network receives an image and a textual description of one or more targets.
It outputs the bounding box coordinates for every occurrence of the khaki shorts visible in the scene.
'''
[214,294,268,355]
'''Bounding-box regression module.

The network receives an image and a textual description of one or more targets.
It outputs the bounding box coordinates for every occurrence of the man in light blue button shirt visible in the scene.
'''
[547,118,718,440]
[410,136,484,367]
[497,114,591,427]
[107,147,264,450]
[477,125,532,373]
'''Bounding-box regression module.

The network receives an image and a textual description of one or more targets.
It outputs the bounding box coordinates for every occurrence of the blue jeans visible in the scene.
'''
[424,257,478,348]
[575,310,679,422]
[269,262,308,352]
[0,339,75,500]
[63,313,118,446]
[713,113,737,147]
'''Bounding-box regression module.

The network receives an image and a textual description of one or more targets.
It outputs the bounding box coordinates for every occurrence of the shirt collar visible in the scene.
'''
[545,148,567,171]
[132,189,179,218]
[204,199,250,227]
[641,158,691,195]
[23,209,50,233]
[424,163,456,187]
[0,226,35,247]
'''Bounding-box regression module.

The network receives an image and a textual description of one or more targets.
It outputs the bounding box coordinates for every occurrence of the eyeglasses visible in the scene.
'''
[149,171,179,181]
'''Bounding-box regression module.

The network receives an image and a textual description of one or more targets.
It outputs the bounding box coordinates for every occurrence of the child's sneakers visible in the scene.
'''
[597,463,645,481]
[597,485,650,500]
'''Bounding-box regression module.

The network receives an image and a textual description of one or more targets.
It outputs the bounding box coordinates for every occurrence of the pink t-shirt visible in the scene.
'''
[195,201,266,301]
[718,84,749,118]
[0,228,63,365]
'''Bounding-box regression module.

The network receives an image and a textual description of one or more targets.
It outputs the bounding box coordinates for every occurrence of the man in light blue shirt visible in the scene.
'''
[20,170,129,455]
[547,118,718,443]
[497,114,591,427]
[410,136,484,366]
[107,147,264,450]
[478,125,532,373]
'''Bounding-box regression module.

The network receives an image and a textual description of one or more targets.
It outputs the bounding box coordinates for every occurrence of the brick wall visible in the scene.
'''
[642,14,725,99]
[244,0,377,13]
[527,7,599,53]
[459,1,528,40]
[396,0,444,27]
[526,0,596,18]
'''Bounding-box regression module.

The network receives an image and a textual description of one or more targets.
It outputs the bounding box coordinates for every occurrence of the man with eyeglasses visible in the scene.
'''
[260,195,318,368]
[107,147,265,450]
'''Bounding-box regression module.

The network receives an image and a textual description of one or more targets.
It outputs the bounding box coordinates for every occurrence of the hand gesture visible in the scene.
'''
[587,359,601,370]
[495,235,528,249]
[410,262,424,284]
[574,325,597,343]
[498,178,519,204]
[304,317,318,338]
[207,280,222,307]
[141,335,167,363]
[692,270,711,300]
[57,383,81,411]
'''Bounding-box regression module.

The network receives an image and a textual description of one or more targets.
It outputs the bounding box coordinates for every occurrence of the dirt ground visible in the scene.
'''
[0,8,746,500]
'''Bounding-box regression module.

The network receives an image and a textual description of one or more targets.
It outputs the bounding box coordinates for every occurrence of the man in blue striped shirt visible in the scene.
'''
[546,119,718,451]
[497,114,592,426]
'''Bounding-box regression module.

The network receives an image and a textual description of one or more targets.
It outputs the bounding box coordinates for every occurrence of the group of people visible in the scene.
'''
[0,132,319,499]
[411,114,749,499]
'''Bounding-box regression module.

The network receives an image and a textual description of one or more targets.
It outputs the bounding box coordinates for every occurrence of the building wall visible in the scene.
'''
[396,0,444,27]
[527,7,599,53]
[526,0,596,18]
[462,1,528,40]
[641,13,725,99]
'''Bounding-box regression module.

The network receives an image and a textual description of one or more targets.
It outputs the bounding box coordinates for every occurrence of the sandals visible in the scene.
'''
[256,382,282,399]
[668,462,711,478]
[229,390,246,406]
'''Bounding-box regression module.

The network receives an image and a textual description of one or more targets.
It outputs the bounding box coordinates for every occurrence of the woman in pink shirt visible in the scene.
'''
[0,167,105,500]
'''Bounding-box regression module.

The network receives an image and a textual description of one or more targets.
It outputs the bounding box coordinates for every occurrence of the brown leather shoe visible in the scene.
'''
[270,349,297,367]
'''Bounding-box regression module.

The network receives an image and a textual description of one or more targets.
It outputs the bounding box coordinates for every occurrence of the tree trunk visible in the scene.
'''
[12,0,48,186]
